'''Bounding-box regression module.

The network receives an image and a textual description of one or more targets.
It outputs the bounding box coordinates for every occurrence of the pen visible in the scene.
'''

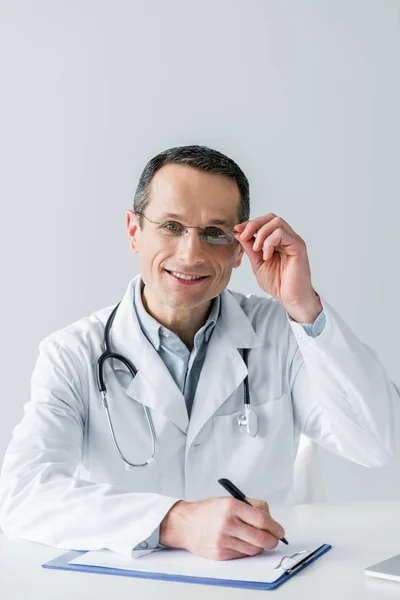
[218,478,289,545]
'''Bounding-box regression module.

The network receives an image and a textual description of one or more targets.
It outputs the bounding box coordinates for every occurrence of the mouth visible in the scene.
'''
[165,270,209,285]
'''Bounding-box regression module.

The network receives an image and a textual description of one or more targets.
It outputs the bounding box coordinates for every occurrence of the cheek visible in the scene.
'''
[223,247,242,269]
[143,245,172,277]
[136,240,158,274]
[214,252,238,282]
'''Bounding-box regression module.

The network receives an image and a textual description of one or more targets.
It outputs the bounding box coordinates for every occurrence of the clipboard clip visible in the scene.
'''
[273,550,311,573]
[273,547,324,575]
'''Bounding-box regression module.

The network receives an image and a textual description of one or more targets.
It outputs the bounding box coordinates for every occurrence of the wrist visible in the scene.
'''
[159,500,192,549]
[287,291,323,324]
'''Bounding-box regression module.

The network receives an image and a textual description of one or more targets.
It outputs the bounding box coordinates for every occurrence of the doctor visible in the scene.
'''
[0,145,399,561]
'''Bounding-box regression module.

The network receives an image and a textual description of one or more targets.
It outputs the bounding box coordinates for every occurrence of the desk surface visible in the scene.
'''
[1,502,400,599]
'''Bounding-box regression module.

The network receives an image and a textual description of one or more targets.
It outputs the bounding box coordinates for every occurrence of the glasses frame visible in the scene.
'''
[135,211,237,245]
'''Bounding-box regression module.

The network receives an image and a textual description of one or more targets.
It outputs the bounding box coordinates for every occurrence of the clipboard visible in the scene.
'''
[42,543,332,590]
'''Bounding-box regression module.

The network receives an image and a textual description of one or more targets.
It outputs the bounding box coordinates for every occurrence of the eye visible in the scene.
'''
[162,221,184,234]
[204,227,225,238]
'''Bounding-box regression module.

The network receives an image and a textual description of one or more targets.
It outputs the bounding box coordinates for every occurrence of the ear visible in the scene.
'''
[233,243,244,269]
[126,210,140,253]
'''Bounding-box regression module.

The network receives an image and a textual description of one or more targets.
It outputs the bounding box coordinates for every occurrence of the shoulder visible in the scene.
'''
[38,303,115,366]
[40,278,138,359]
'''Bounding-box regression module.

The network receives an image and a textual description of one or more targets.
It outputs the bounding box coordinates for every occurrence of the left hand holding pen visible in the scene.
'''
[234,214,323,323]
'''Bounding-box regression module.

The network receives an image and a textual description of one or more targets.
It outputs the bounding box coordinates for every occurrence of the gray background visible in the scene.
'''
[1,0,399,502]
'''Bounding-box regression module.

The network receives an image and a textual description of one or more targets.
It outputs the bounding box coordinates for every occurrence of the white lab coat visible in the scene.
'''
[0,276,399,556]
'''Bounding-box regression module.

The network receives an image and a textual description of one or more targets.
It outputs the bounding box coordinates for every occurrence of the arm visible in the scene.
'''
[233,213,400,466]
[0,338,287,561]
[288,296,400,466]
[0,339,180,557]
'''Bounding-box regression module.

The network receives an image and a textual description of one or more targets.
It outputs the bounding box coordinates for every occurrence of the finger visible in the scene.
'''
[263,228,284,261]
[240,214,277,241]
[247,498,270,515]
[228,516,280,550]
[205,525,251,560]
[252,217,299,254]
[235,502,285,541]
[262,227,303,261]
[226,534,264,557]
[233,221,249,232]
[252,221,279,252]
[253,216,298,254]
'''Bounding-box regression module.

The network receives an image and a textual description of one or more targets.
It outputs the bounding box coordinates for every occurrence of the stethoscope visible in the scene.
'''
[96,303,259,469]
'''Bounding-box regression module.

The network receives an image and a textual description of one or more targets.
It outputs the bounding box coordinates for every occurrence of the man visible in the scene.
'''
[0,145,399,561]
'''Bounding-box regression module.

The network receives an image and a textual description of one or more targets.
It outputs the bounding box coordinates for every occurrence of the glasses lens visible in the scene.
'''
[148,218,236,245]
[203,232,235,245]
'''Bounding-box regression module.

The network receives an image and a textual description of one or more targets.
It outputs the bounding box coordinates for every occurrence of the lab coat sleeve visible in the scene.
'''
[0,339,181,557]
[287,296,400,466]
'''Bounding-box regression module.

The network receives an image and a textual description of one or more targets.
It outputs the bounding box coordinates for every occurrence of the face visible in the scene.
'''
[126,164,244,313]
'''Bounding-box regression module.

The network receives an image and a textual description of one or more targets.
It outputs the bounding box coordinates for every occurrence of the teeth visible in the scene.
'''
[170,272,204,281]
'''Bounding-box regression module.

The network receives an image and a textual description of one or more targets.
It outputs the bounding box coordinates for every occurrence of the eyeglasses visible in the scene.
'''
[136,212,237,245]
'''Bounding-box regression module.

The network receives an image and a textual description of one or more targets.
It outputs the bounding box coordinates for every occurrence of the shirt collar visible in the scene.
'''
[133,276,220,351]
[201,291,220,344]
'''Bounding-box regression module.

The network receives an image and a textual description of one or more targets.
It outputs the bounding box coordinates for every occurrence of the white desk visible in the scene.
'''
[1,502,400,599]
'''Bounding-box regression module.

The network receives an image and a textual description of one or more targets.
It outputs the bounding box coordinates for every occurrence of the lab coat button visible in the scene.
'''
[139,541,148,549]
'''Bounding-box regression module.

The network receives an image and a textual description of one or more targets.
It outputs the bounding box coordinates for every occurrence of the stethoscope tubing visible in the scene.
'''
[97,303,156,468]
[96,303,258,468]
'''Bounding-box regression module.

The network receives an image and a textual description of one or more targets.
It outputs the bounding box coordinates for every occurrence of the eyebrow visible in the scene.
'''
[159,212,233,227]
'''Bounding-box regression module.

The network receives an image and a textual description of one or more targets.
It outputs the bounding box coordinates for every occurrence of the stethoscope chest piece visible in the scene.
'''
[237,348,259,438]
[237,404,259,438]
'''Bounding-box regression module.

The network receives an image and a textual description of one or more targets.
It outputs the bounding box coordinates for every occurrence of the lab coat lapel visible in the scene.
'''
[109,278,189,434]
[187,289,262,448]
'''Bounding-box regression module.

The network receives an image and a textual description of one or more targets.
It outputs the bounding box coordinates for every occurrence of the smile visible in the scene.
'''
[165,270,209,284]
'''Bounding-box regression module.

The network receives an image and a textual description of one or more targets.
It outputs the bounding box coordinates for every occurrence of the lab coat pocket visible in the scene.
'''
[213,393,294,499]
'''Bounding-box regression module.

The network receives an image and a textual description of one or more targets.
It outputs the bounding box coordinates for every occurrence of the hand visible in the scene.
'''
[160,497,285,560]
[234,214,322,323]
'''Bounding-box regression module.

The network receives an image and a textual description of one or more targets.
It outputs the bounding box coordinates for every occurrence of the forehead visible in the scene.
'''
[147,164,241,222]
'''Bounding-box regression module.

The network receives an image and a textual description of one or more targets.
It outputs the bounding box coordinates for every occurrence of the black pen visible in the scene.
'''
[218,478,289,545]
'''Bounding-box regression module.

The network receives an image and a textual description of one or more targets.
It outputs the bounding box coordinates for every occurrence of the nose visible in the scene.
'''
[175,227,206,265]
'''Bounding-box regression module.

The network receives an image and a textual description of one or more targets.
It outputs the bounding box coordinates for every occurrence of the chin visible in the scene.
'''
[164,288,210,309]
[165,295,205,311]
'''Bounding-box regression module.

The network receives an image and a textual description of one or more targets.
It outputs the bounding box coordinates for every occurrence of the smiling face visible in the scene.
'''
[127,164,244,315]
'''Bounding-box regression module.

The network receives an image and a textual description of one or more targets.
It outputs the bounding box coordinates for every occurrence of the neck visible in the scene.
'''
[141,286,213,351]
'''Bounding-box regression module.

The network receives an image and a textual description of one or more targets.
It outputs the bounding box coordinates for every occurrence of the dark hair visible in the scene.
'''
[133,144,250,226]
